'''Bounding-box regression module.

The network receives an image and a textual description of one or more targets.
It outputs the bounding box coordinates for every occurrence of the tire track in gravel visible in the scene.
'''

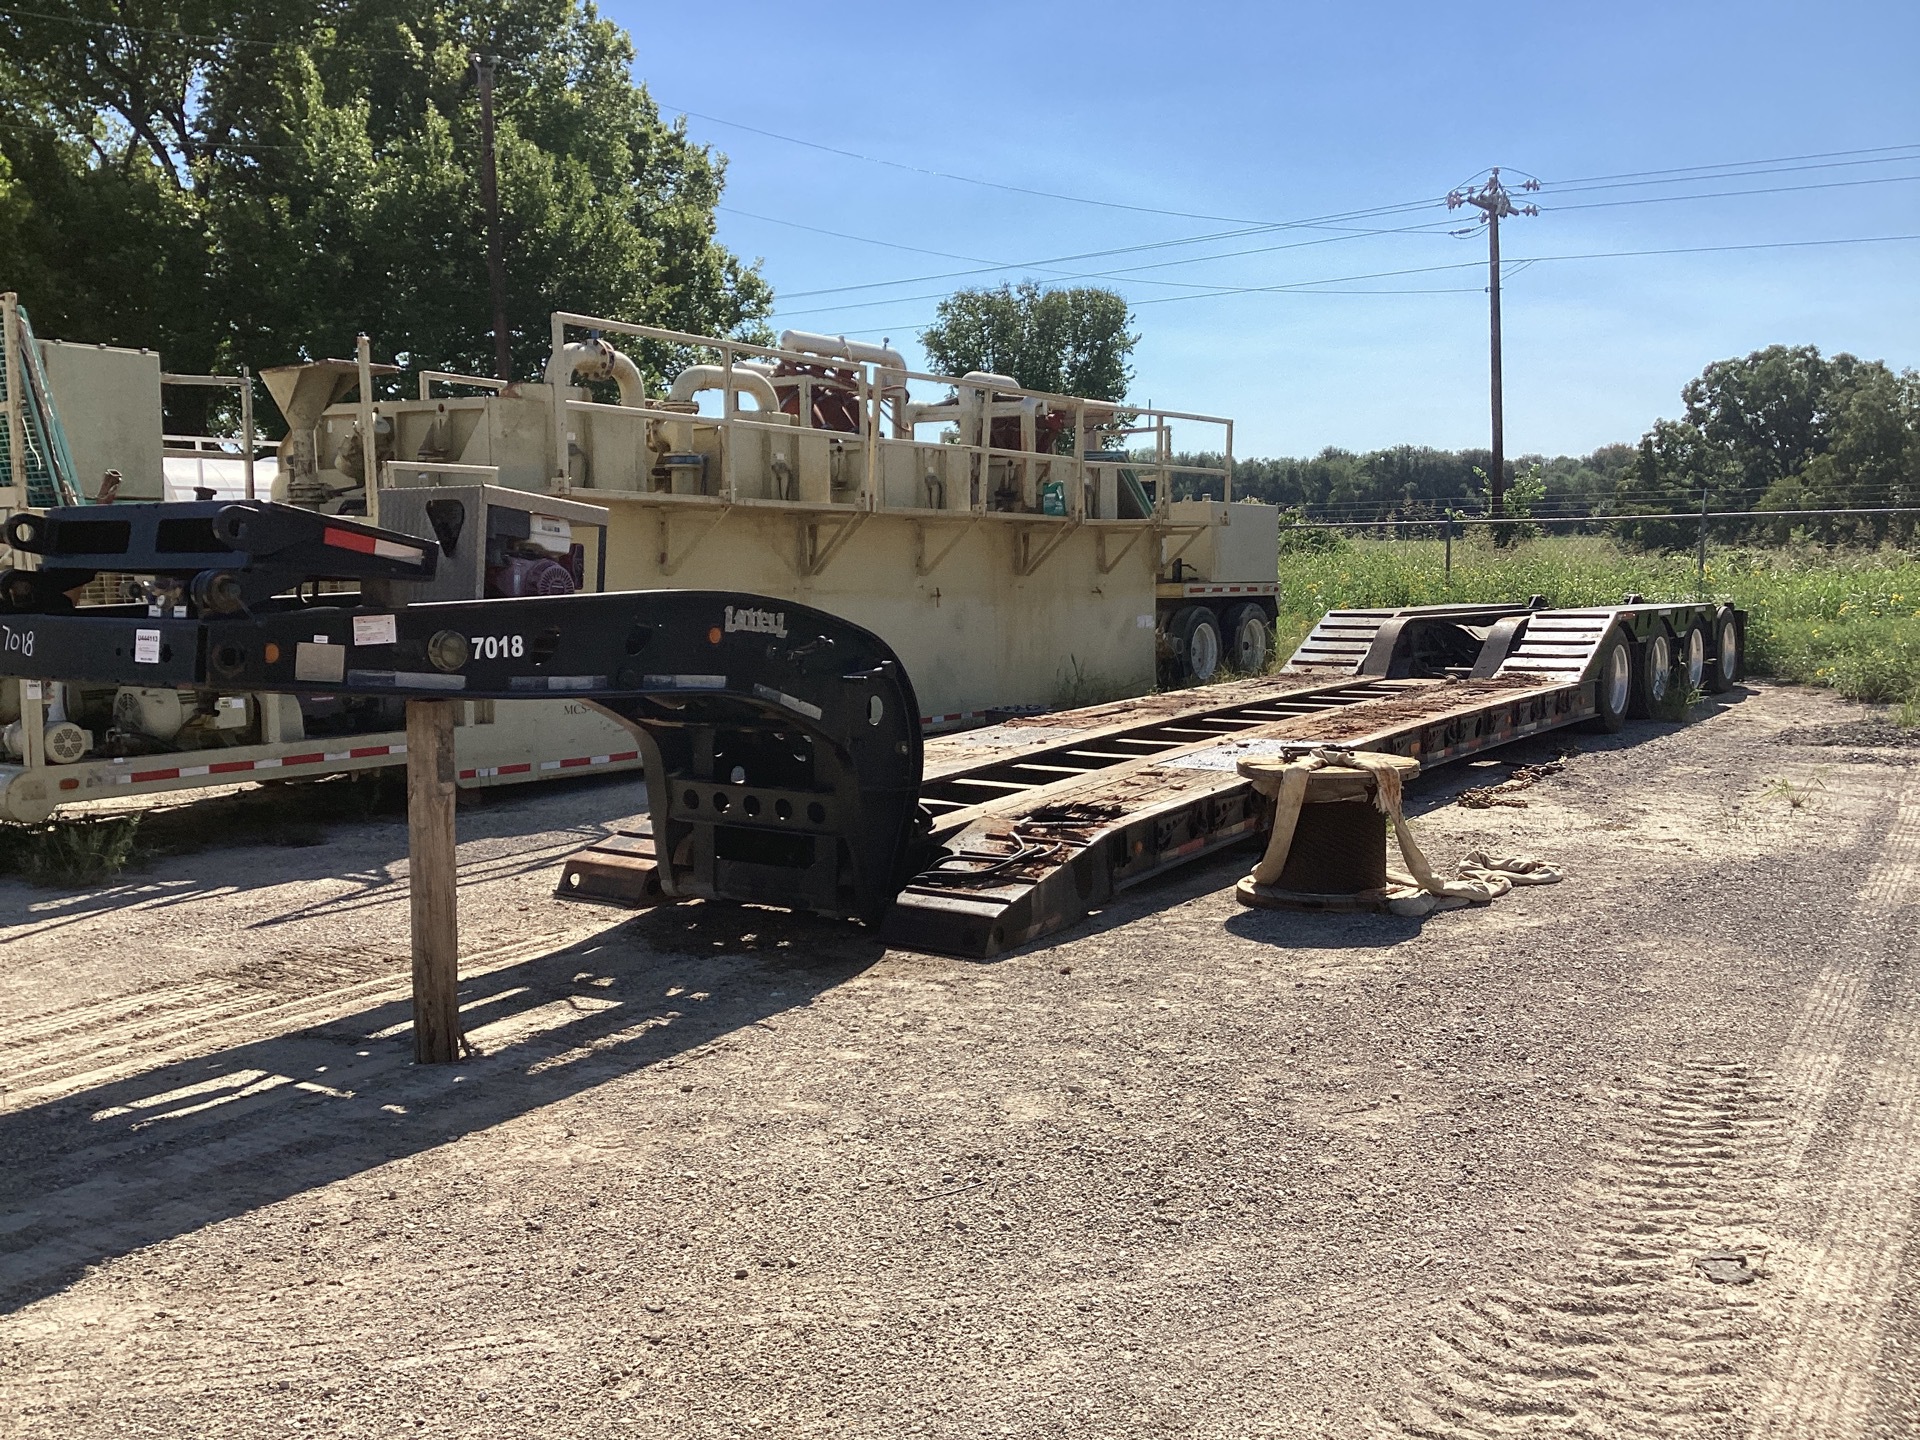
[1390,1058,1785,1438]
[1747,773,1920,1440]
[1389,766,1920,1438]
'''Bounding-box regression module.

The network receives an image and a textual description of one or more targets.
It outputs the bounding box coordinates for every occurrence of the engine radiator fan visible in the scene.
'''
[488,552,576,598]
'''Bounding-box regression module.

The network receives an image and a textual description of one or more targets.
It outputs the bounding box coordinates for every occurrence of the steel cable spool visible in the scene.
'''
[1236,752,1420,912]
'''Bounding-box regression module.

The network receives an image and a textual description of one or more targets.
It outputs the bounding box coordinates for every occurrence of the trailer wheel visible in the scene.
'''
[1225,603,1272,674]
[1626,629,1674,719]
[1680,619,1709,694]
[1173,605,1224,684]
[1704,609,1741,693]
[1585,629,1633,732]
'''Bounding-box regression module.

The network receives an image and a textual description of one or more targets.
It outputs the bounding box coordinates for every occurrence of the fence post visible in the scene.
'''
[1696,489,1709,594]
[406,698,462,1064]
[1444,515,1453,587]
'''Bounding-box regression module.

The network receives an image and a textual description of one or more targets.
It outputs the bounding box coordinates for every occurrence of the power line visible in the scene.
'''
[1545,141,1920,188]
[1534,150,1920,198]
[762,170,1920,311]
[1541,171,1920,212]
[770,198,1448,302]
[1125,230,1920,307]
[664,102,1299,226]
[721,205,1456,296]
[774,228,1920,326]
[756,210,1465,304]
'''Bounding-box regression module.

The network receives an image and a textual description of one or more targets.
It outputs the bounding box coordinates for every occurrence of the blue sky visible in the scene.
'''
[615,0,1920,461]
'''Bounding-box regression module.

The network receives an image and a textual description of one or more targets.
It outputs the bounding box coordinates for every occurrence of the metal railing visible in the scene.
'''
[543,312,1233,523]
[418,371,508,401]
[161,370,256,500]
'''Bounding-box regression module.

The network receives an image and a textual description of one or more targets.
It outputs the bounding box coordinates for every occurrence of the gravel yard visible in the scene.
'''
[1,682,1916,1438]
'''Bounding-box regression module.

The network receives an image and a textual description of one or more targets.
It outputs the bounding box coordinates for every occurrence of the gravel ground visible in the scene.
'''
[0,682,1916,1439]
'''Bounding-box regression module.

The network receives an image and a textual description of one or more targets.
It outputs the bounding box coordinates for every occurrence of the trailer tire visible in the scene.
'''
[1680,619,1710,694]
[1626,629,1674,719]
[1585,629,1633,733]
[1225,603,1272,675]
[1704,609,1741,693]
[1172,606,1225,684]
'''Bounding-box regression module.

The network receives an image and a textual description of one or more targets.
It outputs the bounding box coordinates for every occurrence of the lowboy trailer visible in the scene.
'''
[3,501,1742,955]
[564,594,1746,957]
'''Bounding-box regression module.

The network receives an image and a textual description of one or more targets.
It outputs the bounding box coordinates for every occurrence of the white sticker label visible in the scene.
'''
[134,629,162,664]
[1137,613,1156,628]
[353,613,399,647]
[23,679,43,700]
[529,515,572,553]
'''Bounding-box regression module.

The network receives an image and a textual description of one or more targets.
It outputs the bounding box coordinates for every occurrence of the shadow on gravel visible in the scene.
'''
[0,775,637,940]
[0,903,882,1315]
[1223,906,1431,950]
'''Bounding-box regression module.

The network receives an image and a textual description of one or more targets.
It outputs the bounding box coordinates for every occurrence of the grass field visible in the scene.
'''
[1273,534,1920,716]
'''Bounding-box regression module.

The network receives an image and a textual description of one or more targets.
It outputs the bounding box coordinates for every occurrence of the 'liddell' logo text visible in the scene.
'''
[724,605,787,638]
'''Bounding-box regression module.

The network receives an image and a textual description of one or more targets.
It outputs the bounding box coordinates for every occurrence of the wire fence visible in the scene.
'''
[1280,505,1920,588]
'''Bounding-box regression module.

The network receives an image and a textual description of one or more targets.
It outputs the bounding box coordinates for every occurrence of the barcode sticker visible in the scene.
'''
[134,629,162,664]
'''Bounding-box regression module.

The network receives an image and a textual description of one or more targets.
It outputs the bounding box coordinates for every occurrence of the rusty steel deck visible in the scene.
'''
[883,672,1581,956]
[559,598,1745,958]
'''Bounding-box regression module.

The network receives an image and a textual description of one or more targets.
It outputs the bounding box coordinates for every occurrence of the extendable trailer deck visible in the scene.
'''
[0,499,1743,961]
[563,594,1746,958]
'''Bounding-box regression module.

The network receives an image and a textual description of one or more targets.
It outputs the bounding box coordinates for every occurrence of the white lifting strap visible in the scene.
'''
[1239,747,1564,915]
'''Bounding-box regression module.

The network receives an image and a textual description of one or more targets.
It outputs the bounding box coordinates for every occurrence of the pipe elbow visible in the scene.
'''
[667,364,780,413]
[545,340,647,407]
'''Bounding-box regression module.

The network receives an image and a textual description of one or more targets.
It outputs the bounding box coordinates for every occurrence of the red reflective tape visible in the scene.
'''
[559,756,592,768]
[283,752,327,767]
[498,762,532,775]
[610,751,640,762]
[131,768,180,784]
[323,525,378,555]
[208,760,254,775]
[347,746,390,759]
[458,769,479,780]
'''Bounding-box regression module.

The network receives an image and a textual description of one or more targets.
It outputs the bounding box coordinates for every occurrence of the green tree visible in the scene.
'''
[0,0,771,428]
[919,281,1137,400]
[1617,344,1919,545]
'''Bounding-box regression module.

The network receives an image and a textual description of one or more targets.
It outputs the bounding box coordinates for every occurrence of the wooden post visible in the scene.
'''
[406,699,462,1063]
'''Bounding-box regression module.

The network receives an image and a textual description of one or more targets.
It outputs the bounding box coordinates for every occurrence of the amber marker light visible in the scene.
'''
[264,642,281,663]
[708,626,722,644]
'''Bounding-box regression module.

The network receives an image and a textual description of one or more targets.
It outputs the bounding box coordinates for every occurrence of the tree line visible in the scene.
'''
[1170,345,1919,547]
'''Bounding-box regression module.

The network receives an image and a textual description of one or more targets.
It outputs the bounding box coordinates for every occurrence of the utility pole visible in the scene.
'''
[1449,169,1538,518]
[473,54,511,381]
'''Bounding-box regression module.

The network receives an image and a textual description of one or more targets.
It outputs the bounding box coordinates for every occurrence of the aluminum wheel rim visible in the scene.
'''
[1606,643,1631,715]
[1685,628,1706,689]
[1236,617,1268,671]
[1719,619,1738,681]
[1190,621,1221,681]
[1648,634,1672,700]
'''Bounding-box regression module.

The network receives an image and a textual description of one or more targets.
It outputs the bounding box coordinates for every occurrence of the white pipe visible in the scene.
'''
[544,340,646,407]
[777,330,908,399]
[777,330,906,372]
[667,364,780,412]
[962,370,1021,392]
